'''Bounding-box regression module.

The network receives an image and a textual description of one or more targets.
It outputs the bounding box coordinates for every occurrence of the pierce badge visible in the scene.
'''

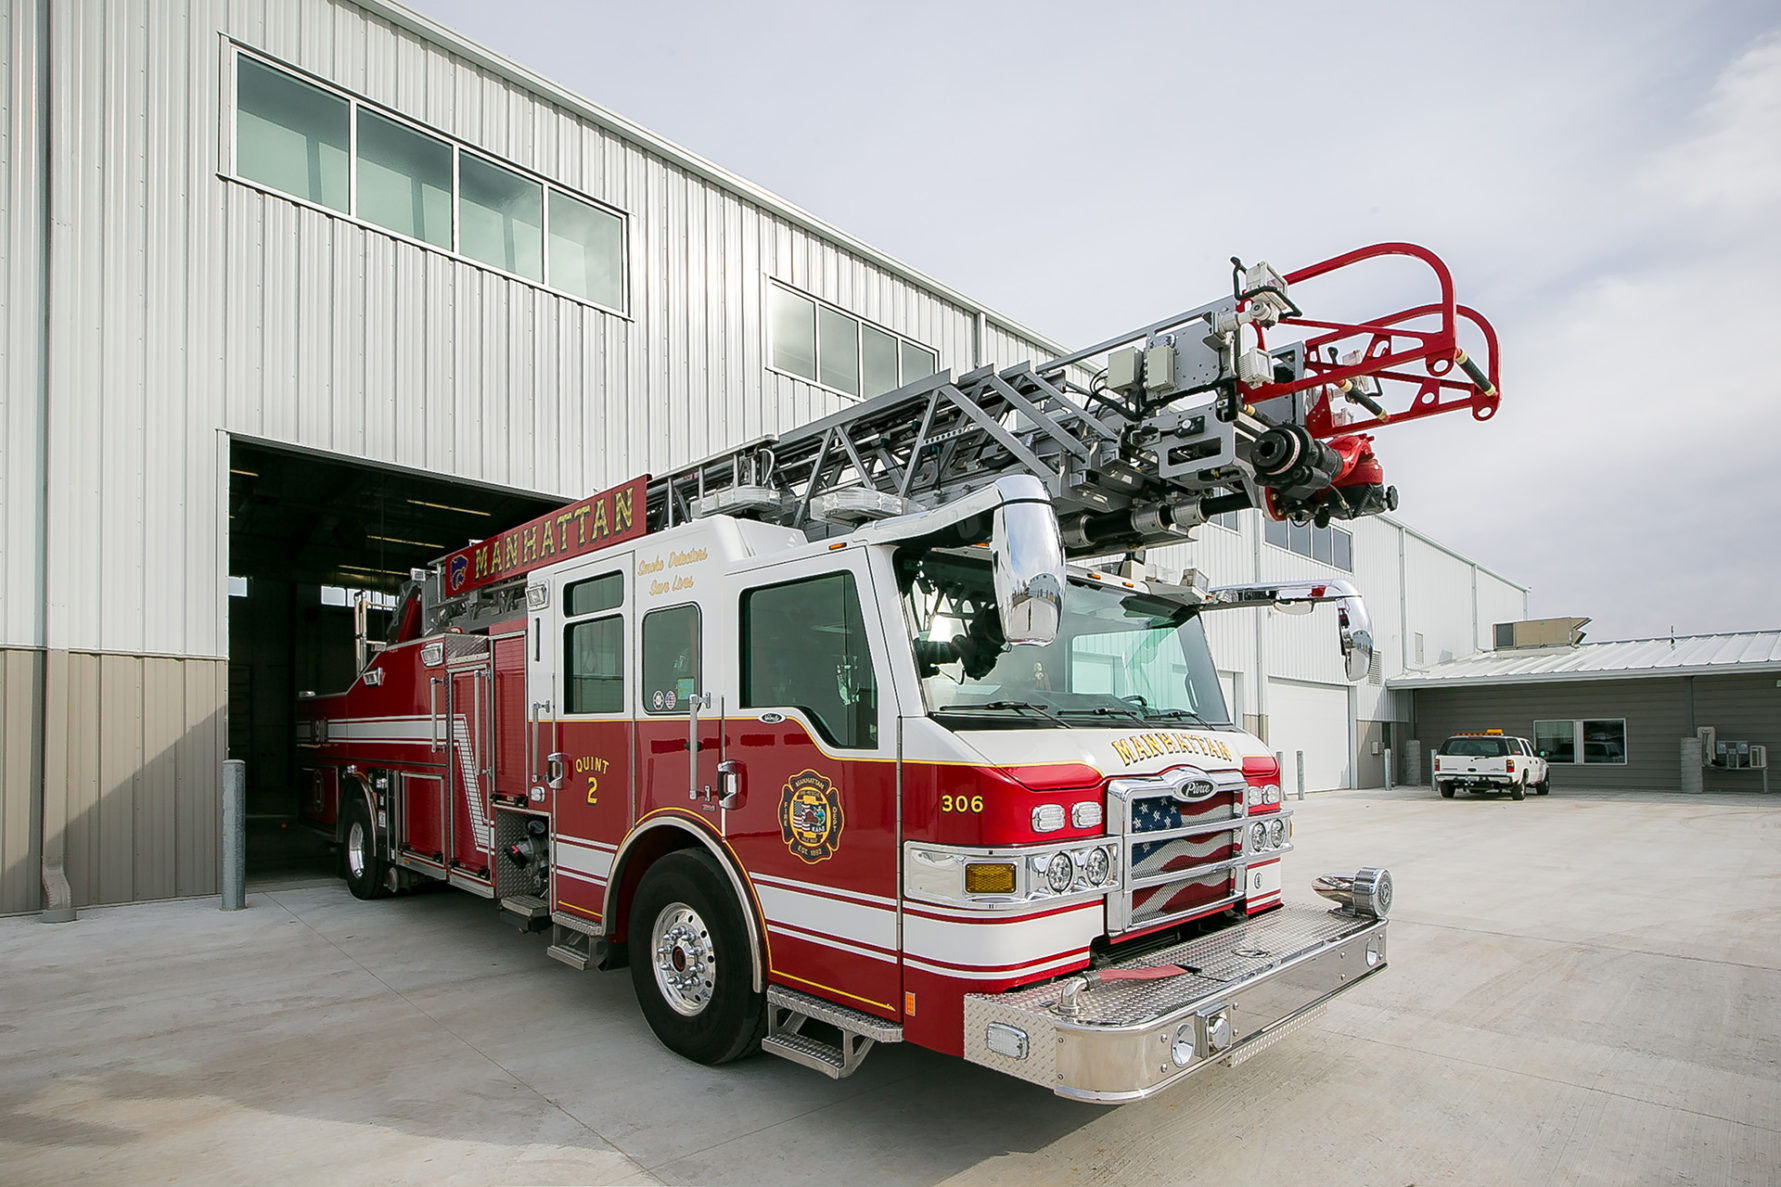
[778,769,843,864]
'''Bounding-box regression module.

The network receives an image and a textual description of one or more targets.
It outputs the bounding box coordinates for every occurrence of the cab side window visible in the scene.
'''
[642,604,701,713]
[563,572,624,714]
[742,572,878,749]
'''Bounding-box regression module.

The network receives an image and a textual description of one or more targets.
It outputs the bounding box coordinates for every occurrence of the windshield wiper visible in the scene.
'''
[1143,708,1210,726]
[942,699,1071,727]
[1072,704,1148,723]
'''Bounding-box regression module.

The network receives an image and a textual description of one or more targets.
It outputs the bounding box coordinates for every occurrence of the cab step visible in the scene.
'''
[545,922,607,970]
[761,985,901,1080]
[499,894,550,933]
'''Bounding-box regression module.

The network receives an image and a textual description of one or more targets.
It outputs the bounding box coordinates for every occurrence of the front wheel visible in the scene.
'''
[341,795,389,900]
[1536,777,1551,796]
[628,849,765,1065]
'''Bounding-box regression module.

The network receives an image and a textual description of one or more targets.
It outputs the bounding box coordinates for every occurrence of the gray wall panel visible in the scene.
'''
[0,650,46,915]
[1693,673,1780,792]
[1412,678,1689,792]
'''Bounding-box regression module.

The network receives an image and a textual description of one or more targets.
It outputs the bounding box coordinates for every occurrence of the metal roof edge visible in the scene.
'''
[1388,661,1781,690]
[1373,512,1529,593]
[354,0,1069,359]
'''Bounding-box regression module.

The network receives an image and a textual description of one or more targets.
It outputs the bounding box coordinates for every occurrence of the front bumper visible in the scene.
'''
[961,902,1387,1103]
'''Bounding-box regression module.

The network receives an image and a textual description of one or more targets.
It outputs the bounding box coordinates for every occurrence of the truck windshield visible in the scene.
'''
[900,551,1230,728]
[1440,737,1510,757]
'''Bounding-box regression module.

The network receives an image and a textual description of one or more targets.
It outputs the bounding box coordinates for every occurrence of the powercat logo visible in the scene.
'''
[778,770,843,864]
[1110,731,1233,767]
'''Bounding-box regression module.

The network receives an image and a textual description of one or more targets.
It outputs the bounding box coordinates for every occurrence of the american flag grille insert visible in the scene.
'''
[1106,763,1251,936]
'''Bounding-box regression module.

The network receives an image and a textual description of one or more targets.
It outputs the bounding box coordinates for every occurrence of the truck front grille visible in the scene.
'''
[1107,765,1249,936]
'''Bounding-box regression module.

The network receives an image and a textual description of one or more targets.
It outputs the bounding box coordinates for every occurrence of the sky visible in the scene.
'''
[408,0,1780,643]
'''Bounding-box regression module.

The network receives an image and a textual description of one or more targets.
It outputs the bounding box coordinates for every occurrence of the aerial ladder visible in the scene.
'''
[647,241,1498,555]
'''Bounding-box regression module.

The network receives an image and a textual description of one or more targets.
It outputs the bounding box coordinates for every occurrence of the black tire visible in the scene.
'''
[341,795,389,900]
[1536,778,1551,796]
[1439,781,1454,798]
[628,849,765,1065]
[1510,780,1526,801]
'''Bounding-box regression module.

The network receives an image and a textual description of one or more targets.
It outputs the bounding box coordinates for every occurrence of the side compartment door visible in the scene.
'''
[545,556,634,929]
[724,556,901,1022]
[445,664,495,881]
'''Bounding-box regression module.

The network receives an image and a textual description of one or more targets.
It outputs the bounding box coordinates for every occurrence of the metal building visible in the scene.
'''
[0,0,1522,916]
[1393,630,1781,792]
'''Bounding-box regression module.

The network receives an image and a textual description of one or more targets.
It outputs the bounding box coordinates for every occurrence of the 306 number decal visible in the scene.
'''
[939,794,984,814]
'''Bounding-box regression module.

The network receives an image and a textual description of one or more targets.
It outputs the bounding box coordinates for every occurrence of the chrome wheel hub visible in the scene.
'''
[347,821,367,879]
[651,902,716,1016]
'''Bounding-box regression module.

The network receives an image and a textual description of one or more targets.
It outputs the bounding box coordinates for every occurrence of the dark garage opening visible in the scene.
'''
[227,439,561,886]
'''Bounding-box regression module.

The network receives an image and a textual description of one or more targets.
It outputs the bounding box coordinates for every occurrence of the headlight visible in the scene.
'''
[1268,818,1286,847]
[1070,800,1103,829]
[1031,803,1065,833]
[1263,784,1281,805]
[1045,851,1075,894]
[1250,822,1268,852]
[1247,786,1262,806]
[1083,846,1110,886]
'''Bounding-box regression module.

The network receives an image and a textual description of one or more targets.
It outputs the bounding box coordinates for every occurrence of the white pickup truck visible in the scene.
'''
[1433,732,1550,800]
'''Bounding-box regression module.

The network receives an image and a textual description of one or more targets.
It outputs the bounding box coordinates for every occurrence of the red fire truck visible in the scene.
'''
[298,243,1497,1101]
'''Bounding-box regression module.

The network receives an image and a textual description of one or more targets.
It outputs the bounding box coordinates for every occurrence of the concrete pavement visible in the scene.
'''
[3,785,1777,1184]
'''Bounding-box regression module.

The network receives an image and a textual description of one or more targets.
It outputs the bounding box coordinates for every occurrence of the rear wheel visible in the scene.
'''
[341,796,389,900]
[1510,780,1526,801]
[628,849,765,1065]
[1439,781,1454,798]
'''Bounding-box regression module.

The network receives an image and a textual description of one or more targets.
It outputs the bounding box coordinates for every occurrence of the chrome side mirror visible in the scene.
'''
[1338,595,1374,682]
[992,490,1065,647]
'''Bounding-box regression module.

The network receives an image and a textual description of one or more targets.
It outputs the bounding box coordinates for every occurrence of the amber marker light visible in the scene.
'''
[964,863,1016,894]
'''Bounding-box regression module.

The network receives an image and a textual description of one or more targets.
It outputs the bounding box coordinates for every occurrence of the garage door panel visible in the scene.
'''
[1268,680,1350,791]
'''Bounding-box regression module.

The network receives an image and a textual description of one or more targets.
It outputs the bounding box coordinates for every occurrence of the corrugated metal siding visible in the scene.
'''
[46,651,224,908]
[1412,678,1688,791]
[1692,673,1781,792]
[1403,533,1481,668]
[42,0,1069,661]
[0,650,46,915]
[1,2,46,650]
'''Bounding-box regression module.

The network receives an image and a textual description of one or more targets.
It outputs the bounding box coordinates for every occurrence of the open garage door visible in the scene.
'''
[227,439,561,883]
[1267,679,1352,792]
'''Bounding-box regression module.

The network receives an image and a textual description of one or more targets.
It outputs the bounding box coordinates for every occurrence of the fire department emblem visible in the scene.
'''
[778,769,843,864]
[447,554,469,593]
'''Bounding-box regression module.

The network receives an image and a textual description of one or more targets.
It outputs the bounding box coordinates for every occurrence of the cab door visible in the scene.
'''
[720,551,901,1022]
[539,554,635,929]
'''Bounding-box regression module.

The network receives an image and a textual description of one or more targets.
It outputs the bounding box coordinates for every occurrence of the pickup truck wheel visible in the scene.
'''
[1536,778,1550,796]
[1510,780,1526,801]
[1439,781,1454,798]
[628,849,765,1065]
[341,797,389,900]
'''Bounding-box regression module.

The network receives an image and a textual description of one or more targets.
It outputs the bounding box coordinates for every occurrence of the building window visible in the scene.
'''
[767,282,937,399]
[1208,509,1242,532]
[1535,719,1626,764]
[355,108,452,248]
[1263,517,1353,571]
[228,49,626,313]
[236,57,348,212]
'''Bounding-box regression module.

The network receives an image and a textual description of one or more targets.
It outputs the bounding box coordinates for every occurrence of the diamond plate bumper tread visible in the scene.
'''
[962,903,1387,1102]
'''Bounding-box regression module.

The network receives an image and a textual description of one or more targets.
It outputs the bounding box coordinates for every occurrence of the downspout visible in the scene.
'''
[33,0,74,922]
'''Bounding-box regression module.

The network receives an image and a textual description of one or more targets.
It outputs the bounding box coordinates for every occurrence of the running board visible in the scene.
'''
[761,985,902,1080]
[545,922,606,970]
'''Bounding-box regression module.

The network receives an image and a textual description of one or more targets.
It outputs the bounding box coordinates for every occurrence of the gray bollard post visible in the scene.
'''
[1296,750,1306,800]
[1680,738,1703,794]
[221,759,247,910]
[1384,747,1394,791]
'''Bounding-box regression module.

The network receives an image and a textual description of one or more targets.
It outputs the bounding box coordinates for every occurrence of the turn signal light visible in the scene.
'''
[965,863,1017,894]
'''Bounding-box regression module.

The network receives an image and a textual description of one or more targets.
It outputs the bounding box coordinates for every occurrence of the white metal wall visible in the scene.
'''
[19,0,1074,664]
[1,1,46,649]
